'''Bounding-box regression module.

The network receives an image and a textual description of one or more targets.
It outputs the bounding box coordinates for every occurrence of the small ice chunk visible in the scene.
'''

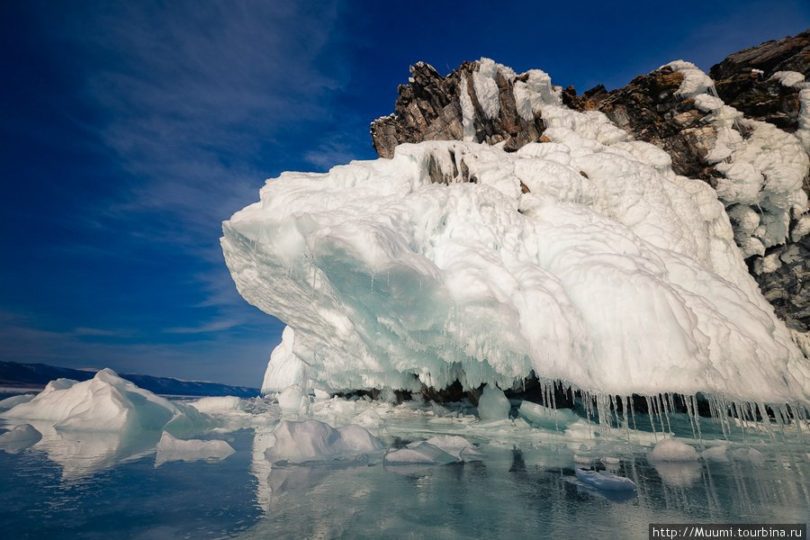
[424,435,480,461]
[155,432,234,467]
[517,401,578,427]
[0,394,36,412]
[478,385,510,422]
[731,447,765,465]
[575,468,636,492]
[190,396,243,414]
[648,439,699,462]
[265,420,382,464]
[701,444,729,462]
[384,441,457,465]
[0,424,41,453]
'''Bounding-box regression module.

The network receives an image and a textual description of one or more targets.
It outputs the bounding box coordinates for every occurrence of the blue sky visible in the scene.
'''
[1,0,808,386]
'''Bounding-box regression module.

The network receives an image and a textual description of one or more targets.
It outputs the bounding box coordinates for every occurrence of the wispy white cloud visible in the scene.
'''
[64,0,349,242]
[164,318,242,334]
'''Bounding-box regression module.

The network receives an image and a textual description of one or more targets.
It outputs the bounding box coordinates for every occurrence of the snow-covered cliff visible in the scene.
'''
[222,55,810,406]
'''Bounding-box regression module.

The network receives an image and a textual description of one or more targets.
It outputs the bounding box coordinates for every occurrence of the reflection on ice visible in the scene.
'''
[27,422,161,480]
[651,460,702,487]
[234,394,810,537]
[0,388,808,537]
[154,432,234,467]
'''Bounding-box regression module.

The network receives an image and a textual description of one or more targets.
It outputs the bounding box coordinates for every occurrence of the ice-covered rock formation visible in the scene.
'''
[371,32,810,332]
[1,369,212,435]
[224,33,810,415]
[223,75,809,406]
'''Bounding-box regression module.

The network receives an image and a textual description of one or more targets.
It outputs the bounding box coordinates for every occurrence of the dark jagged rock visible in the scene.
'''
[710,30,810,131]
[592,67,720,180]
[751,237,810,331]
[370,60,545,158]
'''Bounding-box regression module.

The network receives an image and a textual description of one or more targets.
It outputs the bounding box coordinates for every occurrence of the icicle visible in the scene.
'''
[661,394,672,433]
[690,395,702,442]
[645,396,657,440]
[653,395,665,434]
[629,396,638,431]
[684,394,697,441]
[610,394,620,429]
[550,381,557,411]
[622,395,630,437]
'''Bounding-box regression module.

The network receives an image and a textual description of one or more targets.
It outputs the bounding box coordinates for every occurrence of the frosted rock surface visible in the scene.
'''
[665,61,809,254]
[222,66,810,404]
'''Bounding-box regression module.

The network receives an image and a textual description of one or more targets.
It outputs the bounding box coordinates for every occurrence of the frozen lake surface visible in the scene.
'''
[1,393,808,539]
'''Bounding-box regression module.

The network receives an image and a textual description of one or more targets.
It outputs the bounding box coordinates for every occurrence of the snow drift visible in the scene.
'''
[222,60,810,407]
[1,368,212,435]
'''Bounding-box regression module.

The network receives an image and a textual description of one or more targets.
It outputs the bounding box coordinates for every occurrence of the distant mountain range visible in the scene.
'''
[0,361,259,398]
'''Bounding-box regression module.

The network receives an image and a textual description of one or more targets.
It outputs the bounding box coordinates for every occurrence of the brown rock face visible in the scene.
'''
[370,61,545,158]
[710,30,810,131]
[592,67,721,180]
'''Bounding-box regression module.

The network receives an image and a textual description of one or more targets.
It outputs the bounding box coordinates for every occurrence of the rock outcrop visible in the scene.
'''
[369,30,810,331]
[580,67,720,180]
[710,30,810,131]
[371,60,545,158]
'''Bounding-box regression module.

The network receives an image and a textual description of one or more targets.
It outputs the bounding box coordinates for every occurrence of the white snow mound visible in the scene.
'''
[222,63,810,404]
[265,419,382,464]
[0,393,35,412]
[1,369,212,435]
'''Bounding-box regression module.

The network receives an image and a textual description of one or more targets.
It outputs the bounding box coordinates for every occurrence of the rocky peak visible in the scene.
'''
[371,59,546,158]
[710,30,810,131]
